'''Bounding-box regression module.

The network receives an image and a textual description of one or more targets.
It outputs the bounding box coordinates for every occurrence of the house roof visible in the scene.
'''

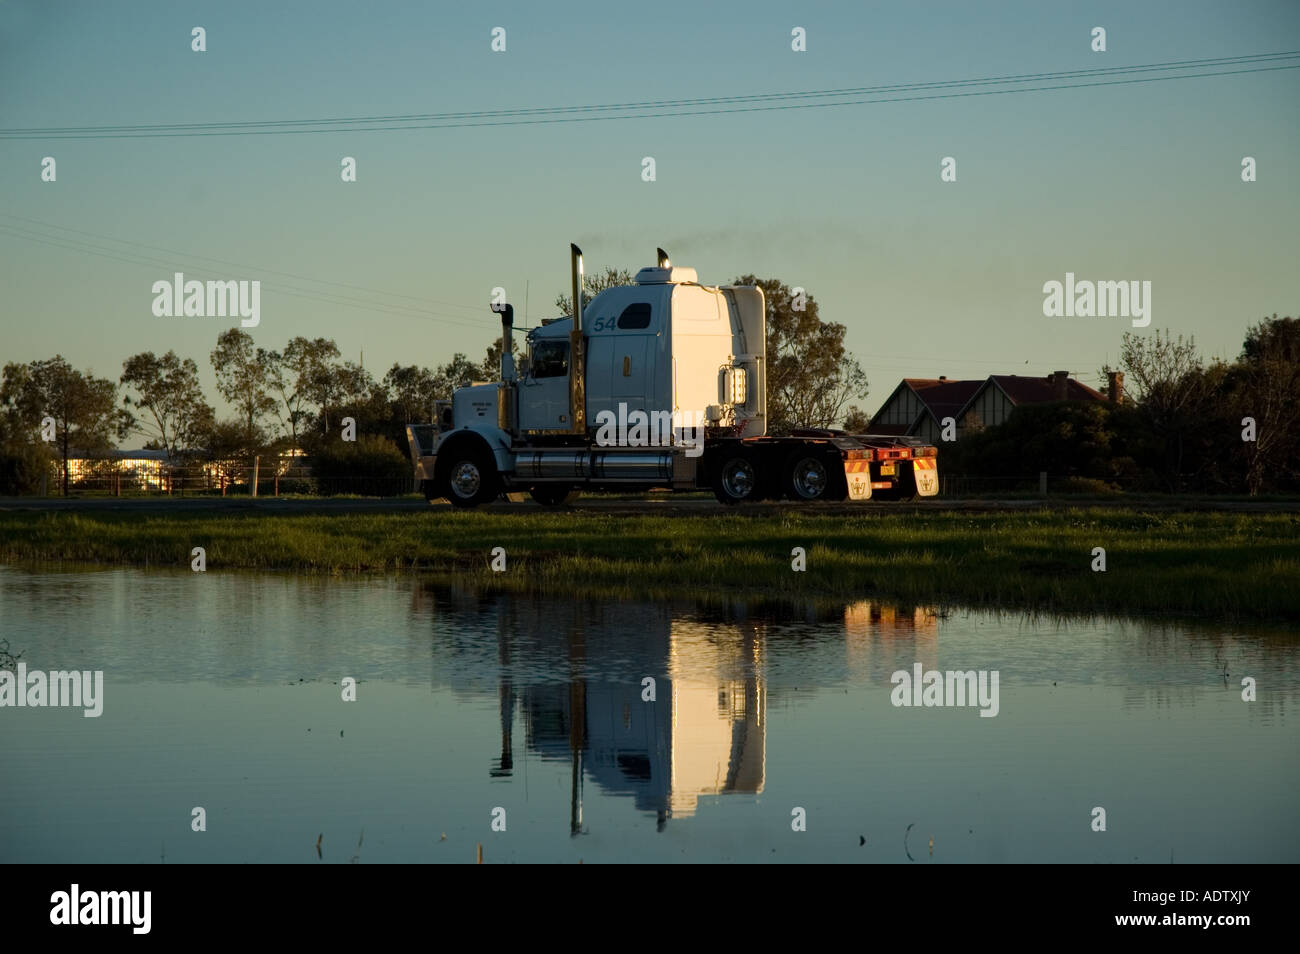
[983,374,1107,405]
[864,421,912,436]
[870,373,1109,433]
[902,378,984,420]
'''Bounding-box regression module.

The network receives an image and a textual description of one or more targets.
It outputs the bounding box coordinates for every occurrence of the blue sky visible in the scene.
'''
[2,0,1297,420]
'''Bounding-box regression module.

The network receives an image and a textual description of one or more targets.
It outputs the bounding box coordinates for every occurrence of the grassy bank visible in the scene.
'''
[1,507,1297,620]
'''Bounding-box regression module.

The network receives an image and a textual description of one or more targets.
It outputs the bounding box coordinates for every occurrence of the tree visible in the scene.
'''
[433,353,483,400]
[267,337,341,443]
[210,329,277,445]
[196,417,264,491]
[841,406,870,433]
[733,276,868,433]
[332,361,391,438]
[554,266,636,317]
[2,357,128,496]
[481,336,522,381]
[1232,314,1300,494]
[1114,330,1216,490]
[384,364,438,425]
[120,351,214,461]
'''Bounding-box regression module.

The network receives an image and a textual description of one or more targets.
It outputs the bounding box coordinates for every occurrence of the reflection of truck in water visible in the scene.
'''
[407,246,939,506]
[417,587,941,832]
[458,592,765,830]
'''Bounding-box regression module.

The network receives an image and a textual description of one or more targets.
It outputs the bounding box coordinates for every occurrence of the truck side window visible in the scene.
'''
[617,303,652,330]
[530,340,569,378]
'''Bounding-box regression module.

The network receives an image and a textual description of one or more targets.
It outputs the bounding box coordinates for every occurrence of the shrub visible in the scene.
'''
[1055,476,1123,496]
[308,434,411,496]
[0,442,54,495]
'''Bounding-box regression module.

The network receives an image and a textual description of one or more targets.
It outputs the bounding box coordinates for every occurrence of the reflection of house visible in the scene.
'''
[869,371,1121,440]
[843,601,939,683]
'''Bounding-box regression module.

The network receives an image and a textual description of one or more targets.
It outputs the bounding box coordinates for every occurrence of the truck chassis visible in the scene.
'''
[407,422,938,507]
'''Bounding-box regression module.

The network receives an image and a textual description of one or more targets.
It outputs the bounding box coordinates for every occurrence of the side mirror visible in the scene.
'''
[517,356,531,377]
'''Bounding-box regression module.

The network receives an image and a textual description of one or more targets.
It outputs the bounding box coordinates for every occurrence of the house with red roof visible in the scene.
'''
[867,377,983,443]
[868,371,1122,440]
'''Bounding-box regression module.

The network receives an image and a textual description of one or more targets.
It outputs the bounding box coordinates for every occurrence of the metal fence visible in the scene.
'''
[48,454,416,497]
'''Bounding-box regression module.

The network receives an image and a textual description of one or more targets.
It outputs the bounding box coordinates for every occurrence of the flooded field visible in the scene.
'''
[1,567,1296,863]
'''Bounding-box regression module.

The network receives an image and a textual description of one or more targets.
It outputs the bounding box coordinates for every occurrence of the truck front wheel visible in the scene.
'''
[436,442,501,508]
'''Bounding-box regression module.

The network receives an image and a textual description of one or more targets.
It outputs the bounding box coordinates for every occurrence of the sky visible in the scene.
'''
[1,0,1297,423]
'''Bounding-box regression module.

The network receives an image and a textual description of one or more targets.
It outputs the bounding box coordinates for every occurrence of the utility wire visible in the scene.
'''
[5,51,1295,134]
[3,52,1296,140]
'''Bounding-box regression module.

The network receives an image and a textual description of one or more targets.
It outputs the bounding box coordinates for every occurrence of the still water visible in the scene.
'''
[1,567,1296,863]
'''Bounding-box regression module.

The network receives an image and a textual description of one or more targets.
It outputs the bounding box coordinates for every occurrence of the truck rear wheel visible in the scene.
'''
[529,486,579,507]
[436,442,500,508]
[712,452,760,505]
[784,451,847,502]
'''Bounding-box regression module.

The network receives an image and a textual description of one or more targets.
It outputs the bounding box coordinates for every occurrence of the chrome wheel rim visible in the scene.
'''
[721,459,755,498]
[450,461,481,498]
[792,458,827,498]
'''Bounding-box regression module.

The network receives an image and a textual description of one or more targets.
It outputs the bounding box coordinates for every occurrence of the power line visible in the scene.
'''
[6,51,1294,134]
[0,212,490,317]
[3,52,1296,140]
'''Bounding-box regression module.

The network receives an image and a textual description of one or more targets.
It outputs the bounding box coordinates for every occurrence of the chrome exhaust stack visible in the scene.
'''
[496,303,515,381]
[657,248,671,268]
[569,243,586,435]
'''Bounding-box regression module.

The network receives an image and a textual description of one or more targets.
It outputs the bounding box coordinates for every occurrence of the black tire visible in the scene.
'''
[783,451,847,502]
[435,441,500,508]
[529,486,579,507]
[421,479,442,503]
[712,451,760,505]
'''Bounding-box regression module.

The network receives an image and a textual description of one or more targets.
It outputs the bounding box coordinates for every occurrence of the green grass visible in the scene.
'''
[0,508,1297,620]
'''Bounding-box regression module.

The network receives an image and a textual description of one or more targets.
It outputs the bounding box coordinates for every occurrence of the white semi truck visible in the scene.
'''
[406,246,939,507]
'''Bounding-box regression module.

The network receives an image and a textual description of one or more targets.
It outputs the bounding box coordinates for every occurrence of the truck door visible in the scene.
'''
[518,338,571,431]
[612,302,654,419]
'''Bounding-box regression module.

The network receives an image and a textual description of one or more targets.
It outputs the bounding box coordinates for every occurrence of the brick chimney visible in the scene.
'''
[1051,370,1069,401]
[1107,370,1124,404]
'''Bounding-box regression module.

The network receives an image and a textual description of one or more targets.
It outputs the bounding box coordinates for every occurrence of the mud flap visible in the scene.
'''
[844,460,872,500]
[913,457,938,496]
